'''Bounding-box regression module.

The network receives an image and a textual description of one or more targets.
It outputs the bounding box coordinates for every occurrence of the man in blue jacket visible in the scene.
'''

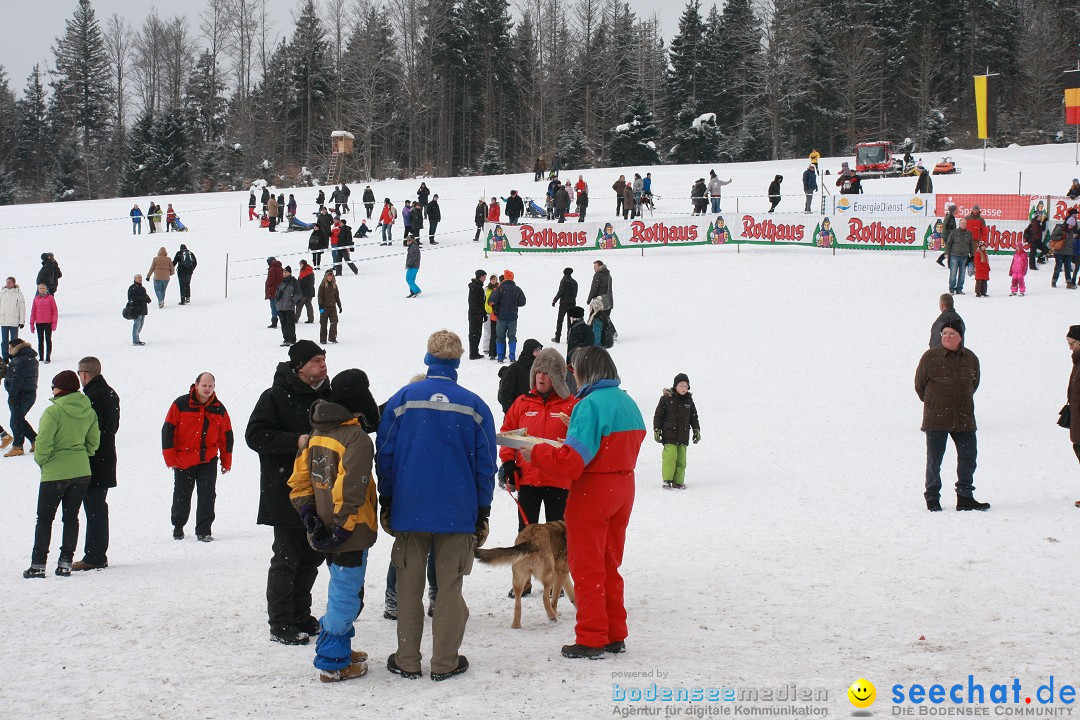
[376,330,497,682]
[802,164,818,213]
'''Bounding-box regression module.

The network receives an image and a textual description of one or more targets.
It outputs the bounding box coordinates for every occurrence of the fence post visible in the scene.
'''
[225,253,229,299]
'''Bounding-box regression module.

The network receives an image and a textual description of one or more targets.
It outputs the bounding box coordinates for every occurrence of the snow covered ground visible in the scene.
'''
[2,144,1079,719]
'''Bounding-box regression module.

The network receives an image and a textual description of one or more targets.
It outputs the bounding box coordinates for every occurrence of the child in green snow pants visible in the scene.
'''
[653,373,700,488]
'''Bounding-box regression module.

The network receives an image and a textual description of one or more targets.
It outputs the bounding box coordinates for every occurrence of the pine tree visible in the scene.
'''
[53,138,84,201]
[287,0,335,166]
[712,0,763,160]
[149,111,192,194]
[671,100,722,164]
[186,50,228,146]
[50,0,114,198]
[557,122,591,170]
[665,1,706,126]
[13,65,52,201]
[608,93,661,166]
[479,137,506,175]
[119,111,154,196]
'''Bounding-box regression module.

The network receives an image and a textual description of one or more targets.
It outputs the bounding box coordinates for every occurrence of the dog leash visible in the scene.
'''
[505,483,530,527]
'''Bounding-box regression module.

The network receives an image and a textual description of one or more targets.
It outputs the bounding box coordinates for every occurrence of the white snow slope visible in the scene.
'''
[1,144,1079,719]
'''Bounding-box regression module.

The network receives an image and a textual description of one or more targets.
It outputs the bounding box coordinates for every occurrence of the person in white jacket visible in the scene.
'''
[0,276,26,362]
[708,171,732,214]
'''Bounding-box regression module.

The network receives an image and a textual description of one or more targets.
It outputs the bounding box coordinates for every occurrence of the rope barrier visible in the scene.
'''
[0,203,237,233]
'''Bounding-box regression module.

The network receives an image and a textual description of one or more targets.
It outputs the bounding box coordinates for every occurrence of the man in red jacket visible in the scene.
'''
[265,257,284,329]
[162,372,234,542]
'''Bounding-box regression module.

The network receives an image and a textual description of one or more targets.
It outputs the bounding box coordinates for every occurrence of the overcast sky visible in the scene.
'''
[4,0,687,98]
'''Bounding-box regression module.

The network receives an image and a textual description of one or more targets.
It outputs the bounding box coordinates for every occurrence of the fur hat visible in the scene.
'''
[503,269,515,281]
[331,369,380,429]
[1068,326,1080,342]
[672,373,690,390]
[531,348,570,399]
[52,370,80,395]
[289,340,326,370]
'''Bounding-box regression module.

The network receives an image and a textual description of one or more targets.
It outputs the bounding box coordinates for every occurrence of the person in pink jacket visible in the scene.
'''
[1009,244,1028,297]
[29,283,58,364]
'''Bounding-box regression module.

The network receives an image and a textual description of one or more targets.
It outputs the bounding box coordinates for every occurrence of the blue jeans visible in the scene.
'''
[131,314,145,343]
[269,299,278,322]
[381,223,392,243]
[314,550,369,672]
[495,318,518,346]
[925,431,977,500]
[948,256,969,292]
[405,267,420,294]
[1053,255,1073,285]
[0,325,16,360]
[153,279,168,304]
[9,392,37,447]
[132,219,141,234]
[711,197,722,213]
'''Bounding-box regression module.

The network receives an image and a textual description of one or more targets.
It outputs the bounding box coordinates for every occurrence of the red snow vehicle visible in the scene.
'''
[854,141,905,179]
[932,157,961,175]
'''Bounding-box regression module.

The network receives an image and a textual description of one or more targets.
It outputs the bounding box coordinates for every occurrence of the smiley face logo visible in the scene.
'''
[848,678,876,708]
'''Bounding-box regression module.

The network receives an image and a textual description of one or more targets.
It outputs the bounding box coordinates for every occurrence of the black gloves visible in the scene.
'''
[475,506,490,547]
[299,503,322,534]
[311,525,352,552]
[693,429,701,444]
[654,429,662,444]
[499,461,521,490]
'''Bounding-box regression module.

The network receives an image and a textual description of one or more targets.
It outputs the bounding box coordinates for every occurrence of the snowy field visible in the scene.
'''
[1,144,1079,719]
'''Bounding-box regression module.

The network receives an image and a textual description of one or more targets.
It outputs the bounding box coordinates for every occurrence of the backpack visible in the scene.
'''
[178,250,195,271]
[1050,223,1066,252]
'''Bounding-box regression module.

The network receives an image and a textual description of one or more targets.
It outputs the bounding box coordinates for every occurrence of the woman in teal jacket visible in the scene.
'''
[24,370,100,578]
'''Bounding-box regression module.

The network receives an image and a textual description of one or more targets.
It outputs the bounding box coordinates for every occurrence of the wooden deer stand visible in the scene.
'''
[328,131,355,185]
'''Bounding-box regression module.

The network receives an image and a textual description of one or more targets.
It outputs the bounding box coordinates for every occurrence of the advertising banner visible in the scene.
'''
[831,194,930,216]
[1044,196,1080,221]
[483,213,1035,255]
[932,193,1043,221]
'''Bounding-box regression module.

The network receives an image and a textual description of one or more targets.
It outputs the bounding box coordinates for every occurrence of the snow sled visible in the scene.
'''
[259,215,270,228]
[172,217,188,231]
[287,215,315,232]
[525,199,547,219]
[932,157,960,175]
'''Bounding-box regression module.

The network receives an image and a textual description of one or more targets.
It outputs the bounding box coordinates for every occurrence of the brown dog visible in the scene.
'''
[475,520,576,629]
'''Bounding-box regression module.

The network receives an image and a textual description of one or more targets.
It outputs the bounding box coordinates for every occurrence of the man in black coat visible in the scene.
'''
[261,186,271,211]
[427,194,442,244]
[506,190,524,225]
[36,253,62,295]
[172,244,198,305]
[467,269,487,359]
[72,356,120,571]
[245,341,333,645]
[474,198,488,242]
[333,220,358,276]
[362,185,375,219]
[551,267,577,343]
[929,294,965,348]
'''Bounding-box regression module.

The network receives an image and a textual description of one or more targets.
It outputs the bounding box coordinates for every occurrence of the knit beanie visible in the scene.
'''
[332,369,380,429]
[52,370,80,395]
[1068,326,1080,342]
[289,340,326,370]
[672,373,690,390]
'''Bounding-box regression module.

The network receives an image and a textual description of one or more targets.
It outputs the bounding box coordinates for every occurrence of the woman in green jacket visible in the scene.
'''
[23,370,100,578]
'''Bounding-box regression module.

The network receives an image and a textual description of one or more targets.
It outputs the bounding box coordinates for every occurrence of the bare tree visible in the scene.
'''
[132,10,165,115]
[161,16,194,109]
[200,0,233,102]
[225,0,258,100]
[322,0,354,128]
[104,14,133,128]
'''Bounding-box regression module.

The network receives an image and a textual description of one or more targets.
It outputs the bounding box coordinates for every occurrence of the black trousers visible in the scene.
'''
[172,462,217,536]
[32,477,90,565]
[554,305,573,341]
[468,313,484,356]
[81,485,110,565]
[178,272,192,301]
[924,431,977,500]
[279,309,297,344]
[578,207,587,222]
[488,319,497,356]
[516,485,569,532]
[364,202,374,218]
[295,297,314,323]
[36,324,52,362]
[428,220,439,241]
[267,525,325,626]
[616,196,623,216]
[311,251,323,269]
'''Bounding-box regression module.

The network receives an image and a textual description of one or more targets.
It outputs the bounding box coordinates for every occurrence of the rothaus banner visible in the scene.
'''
[483,214,1037,255]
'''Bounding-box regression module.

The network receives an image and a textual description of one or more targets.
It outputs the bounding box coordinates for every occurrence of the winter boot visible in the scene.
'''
[319,661,369,683]
[0,433,10,450]
[561,643,606,659]
[23,565,45,579]
[509,341,517,362]
[926,498,942,512]
[956,495,990,511]
[55,559,72,577]
[296,616,321,636]
[386,653,422,679]
[604,641,626,654]
[496,341,506,363]
[173,526,184,540]
[430,655,469,681]
[269,624,310,645]
[4,446,24,457]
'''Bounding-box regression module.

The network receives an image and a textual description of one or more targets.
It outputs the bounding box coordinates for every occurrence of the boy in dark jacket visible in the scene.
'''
[496,339,543,413]
[653,373,700,489]
[288,369,380,683]
[474,198,488,242]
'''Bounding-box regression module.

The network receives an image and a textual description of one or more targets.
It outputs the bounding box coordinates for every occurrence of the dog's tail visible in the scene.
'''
[475,542,537,565]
